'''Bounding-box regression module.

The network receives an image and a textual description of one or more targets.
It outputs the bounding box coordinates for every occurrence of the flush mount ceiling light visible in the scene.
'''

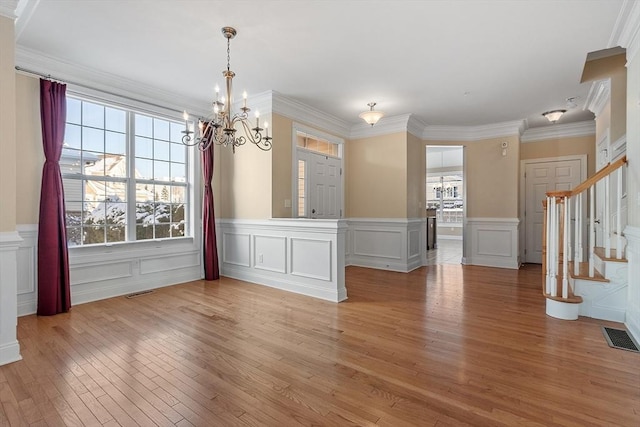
[182,26,272,153]
[542,109,566,123]
[359,102,385,126]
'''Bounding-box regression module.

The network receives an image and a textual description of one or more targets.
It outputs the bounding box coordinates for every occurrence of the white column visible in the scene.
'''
[562,198,569,299]
[0,232,23,366]
[550,196,557,297]
[605,175,611,258]
[546,197,552,294]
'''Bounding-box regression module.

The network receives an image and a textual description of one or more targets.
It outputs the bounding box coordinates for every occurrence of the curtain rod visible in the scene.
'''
[14,66,187,116]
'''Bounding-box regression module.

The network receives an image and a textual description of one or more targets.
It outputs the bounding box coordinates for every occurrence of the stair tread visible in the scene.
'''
[542,275,583,304]
[594,247,628,263]
[568,261,609,282]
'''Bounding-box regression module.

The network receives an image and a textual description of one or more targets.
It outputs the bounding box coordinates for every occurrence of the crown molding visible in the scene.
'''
[609,0,640,64]
[584,79,611,117]
[349,113,413,140]
[15,46,210,116]
[0,0,18,19]
[407,114,428,139]
[422,120,526,142]
[270,91,352,139]
[14,0,39,40]
[520,120,595,143]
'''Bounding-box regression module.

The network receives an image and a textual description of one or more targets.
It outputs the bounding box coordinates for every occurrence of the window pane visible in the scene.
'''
[156,185,171,202]
[105,155,127,178]
[155,224,170,239]
[154,160,169,181]
[85,180,106,202]
[135,114,153,137]
[106,181,127,202]
[64,123,81,149]
[171,186,186,203]
[105,107,126,132]
[82,102,104,128]
[67,98,81,125]
[153,119,170,141]
[83,226,105,245]
[82,152,102,175]
[135,183,154,203]
[136,224,154,240]
[135,158,153,180]
[155,140,170,161]
[170,122,184,143]
[170,142,186,163]
[61,149,82,174]
[67,227,82,246]
[135,136,153,159]
[106,225,126,243]
[171,222,185,238]
[105,131,126,155]
[171,204,185,223]
[171,163,185,182]
[106,201,127,225]
[136,202,154,224]
[82,127,104,152]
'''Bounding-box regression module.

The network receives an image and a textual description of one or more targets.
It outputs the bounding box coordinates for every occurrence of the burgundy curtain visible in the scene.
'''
[37,79,71,315]
[201,129,220,280]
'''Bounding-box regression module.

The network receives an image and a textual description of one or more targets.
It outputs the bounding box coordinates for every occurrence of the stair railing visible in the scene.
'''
[543,156,627,300]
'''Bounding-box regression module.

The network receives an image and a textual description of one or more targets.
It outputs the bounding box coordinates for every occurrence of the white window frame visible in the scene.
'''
[63,87,201,256]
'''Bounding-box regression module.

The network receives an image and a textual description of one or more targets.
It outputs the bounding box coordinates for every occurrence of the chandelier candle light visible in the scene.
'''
[182,27,272,153]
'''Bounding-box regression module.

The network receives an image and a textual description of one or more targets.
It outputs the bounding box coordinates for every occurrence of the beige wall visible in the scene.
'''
[347,132,407,218]
[407,132,424,219]
[215,113,273,219]
[520,135,596,177]
[271,113,293,218]
[15,75,43,225]
[426,136,520,218]
[0,16,16,231]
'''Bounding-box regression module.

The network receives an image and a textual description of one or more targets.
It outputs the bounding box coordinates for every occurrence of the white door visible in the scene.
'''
[524,159,583,263]
[298,150,342,219]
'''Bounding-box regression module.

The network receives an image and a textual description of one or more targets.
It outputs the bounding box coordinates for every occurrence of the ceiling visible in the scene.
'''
[13,0,626,130]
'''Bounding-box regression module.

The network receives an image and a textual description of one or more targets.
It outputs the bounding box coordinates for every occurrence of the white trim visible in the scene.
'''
[520,121,596,143]
[218,219,347,302]
[15,46,210,116]
[464,218,520,269]
[609,0,640,64]
[624,225,640,345]
[422,120,526,142]
[0,230,22,366]
[0,0,18,19]
[584,79,611,118]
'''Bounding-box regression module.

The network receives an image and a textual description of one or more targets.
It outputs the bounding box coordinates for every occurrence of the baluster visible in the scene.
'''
[589,185,595,277]
[605,175,611,258]
[617,167,622,259]
[574,193,581,276]
[545,196,552,294]
[550,196,557,297]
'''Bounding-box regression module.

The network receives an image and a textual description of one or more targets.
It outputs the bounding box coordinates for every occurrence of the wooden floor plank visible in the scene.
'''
[0,264,638,426]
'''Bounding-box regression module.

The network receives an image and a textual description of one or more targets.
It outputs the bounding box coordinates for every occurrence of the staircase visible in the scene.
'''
[542,156,628,320]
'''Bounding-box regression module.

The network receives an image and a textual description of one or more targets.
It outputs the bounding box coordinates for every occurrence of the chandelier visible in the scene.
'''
[182,27,272,153]
[359,102,384,126]
[542,109,566,123]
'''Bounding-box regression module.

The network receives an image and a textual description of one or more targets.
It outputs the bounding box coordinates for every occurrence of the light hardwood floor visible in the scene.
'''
[1,264,639,426]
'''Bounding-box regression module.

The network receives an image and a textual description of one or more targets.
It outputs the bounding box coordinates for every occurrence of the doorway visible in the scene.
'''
[426,146,464,264]
[521,155,586,263]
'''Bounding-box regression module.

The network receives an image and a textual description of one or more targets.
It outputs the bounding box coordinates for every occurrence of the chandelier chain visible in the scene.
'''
[227,37,231,72]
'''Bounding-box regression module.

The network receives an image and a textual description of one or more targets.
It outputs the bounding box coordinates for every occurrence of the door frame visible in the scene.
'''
[291,122,345,218]
[519,154,587,264]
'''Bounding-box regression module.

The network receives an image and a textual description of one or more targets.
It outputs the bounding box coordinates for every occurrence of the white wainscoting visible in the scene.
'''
[15,224,202,316]
[624,225,640,344]
[346,218,425,272]
[465,218,520,269]
[0,230,22,365]
[218,219,347,302]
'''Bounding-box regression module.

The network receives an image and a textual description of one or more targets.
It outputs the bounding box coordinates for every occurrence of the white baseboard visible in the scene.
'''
[15,224,202,316]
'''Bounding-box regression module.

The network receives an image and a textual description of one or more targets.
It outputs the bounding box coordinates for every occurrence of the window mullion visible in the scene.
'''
[126,111,136,241]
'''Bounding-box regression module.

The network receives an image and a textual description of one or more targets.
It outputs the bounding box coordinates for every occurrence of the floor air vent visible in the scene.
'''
[125,290,155,299]
[601,327,640,353]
